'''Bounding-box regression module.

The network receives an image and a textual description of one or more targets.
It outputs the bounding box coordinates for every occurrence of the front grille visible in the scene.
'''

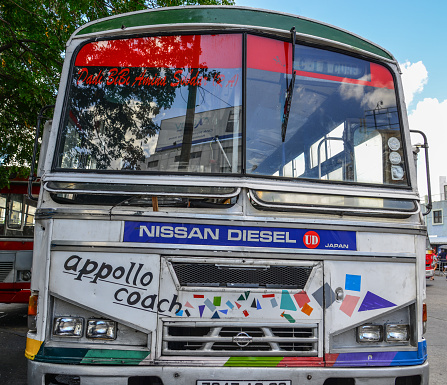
[171,263,312,289]
[0,262,13,282]
[162,322,318,356]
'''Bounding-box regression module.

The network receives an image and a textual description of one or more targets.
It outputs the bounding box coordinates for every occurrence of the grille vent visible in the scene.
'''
[162,323,318,356]
[0,262,13,282]
[171,263,312,289]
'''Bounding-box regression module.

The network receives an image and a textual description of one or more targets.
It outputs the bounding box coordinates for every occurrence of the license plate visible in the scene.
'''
[197,381,291,385]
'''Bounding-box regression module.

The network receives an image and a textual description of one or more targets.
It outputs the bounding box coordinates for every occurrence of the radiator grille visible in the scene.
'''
[0,262,13,282]
[171,263,312,289]
[162,323,318,356]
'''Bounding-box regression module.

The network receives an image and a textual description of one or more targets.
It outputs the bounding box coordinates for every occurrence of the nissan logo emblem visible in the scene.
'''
[232,332,253,347]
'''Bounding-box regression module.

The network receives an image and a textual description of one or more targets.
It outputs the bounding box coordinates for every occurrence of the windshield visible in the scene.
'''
[56,34,242,173]
[246,35,407,186]
[56,33,407,187]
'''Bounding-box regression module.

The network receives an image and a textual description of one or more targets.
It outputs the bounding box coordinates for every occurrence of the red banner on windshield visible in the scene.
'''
[75,34,242,69]
[247,34,394,89]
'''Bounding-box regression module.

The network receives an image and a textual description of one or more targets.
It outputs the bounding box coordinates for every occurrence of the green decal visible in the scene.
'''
[81,349,149,365]
[225,356,283,367]
[213,296,222,306]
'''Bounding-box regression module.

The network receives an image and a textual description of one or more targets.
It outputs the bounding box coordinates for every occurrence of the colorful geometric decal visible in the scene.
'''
[301,303,313,316]
[324,284,336,308]
[226,300,234,309]
[213,296,222,306]
[32,344,149,365]
[358,291,396,312]
[280,290,297,311]
[280,311,296,323]
[312,283,335,309]
[339,295,360,317]
[294,291,310,308]
[211,311,220,319]
[204,298,216,311]
[185,301,194,308]
[345,274,361,292]
[199,305,205,317]
[270,298,278,308]
[312,286,324,308]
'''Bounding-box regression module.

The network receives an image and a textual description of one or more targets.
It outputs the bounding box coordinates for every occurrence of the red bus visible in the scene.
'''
[0,178,38,303]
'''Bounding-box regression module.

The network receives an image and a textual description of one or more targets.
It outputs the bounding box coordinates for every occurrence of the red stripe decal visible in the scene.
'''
[75,34,242,69]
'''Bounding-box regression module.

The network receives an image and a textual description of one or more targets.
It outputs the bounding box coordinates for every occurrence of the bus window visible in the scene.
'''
[56,34,243,175]
[246,34,407,186]
[23,200,37,237]
[7,194,23,229]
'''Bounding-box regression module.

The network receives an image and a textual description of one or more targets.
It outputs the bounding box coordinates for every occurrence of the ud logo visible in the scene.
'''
[303,231,320,249]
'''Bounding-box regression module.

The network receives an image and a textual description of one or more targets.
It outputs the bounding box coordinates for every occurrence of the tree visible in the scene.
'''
[0,0,234,187]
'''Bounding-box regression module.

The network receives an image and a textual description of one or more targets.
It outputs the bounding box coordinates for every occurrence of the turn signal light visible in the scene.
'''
[28,293,38,332]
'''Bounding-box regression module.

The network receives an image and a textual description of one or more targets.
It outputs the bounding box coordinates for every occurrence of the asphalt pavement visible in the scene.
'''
[0,303,28,385]
[425,272,447,384]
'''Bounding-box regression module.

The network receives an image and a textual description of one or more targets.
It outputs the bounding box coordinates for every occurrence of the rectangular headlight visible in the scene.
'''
[385,324,410,342]
[357,325,383,343]
[53,317,83,337]
[86,319,116,340]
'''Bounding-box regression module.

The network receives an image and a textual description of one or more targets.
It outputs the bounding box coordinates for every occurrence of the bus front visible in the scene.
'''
[26,7,428,385]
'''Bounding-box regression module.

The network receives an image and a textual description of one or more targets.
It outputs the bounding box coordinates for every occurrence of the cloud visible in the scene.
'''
[400,61,428,106]
[409,98,447,199]
[400,60,447,201]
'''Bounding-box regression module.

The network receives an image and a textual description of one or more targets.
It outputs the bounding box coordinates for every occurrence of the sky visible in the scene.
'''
[236,0,447,200]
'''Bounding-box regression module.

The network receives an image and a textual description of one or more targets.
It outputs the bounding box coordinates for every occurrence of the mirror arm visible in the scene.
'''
[410,129,432,216]
[28,105,55,201]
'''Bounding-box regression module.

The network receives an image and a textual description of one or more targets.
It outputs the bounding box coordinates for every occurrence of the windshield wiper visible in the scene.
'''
[281,27,297,142]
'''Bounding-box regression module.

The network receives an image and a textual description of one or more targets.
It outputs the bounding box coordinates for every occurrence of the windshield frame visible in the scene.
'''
[52,30,411,191]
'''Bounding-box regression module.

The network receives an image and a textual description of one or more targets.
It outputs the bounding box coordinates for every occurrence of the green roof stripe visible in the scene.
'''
[76,7,393,60]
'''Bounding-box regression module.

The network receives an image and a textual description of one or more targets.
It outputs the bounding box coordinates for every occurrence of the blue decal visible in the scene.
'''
[345,274,361,292]
[123,222,356,250]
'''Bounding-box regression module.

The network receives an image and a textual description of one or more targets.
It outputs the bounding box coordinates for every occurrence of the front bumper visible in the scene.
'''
[28,359,429,385]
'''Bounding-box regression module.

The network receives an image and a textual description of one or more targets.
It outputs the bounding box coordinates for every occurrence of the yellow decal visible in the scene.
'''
[25,337,43,360]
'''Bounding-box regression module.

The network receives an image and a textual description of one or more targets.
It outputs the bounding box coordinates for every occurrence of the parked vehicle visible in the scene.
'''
[0,178,38,303]
[25,6,430,385]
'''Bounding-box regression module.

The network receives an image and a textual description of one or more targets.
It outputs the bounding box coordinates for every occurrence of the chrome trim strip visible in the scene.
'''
[43,173,419,200]
[44,182,240,199]
[249,190,420,217]
[49,240,417,260]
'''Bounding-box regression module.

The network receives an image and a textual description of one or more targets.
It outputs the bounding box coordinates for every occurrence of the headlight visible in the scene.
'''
[385,324,410,342]
[86,319,116,340]
[53,317,83,337]
[18,270,31,281]
[357,325,383,343]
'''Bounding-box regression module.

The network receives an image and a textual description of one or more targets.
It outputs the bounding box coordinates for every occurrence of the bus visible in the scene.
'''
[0,178,37,303]
[25,6,429,385]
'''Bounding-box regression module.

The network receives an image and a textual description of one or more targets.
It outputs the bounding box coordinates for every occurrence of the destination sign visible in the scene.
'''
[123,222,357,251]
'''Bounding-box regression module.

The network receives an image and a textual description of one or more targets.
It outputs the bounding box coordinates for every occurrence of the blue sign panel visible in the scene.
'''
[123,222,356,251]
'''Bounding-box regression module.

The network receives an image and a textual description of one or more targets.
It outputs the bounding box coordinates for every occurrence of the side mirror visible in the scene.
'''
[28,105,54,201]
[410,130,432,216]
[37,120,52,178]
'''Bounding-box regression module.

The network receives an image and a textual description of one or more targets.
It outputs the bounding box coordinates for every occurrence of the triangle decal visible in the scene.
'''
[358,291,396,312]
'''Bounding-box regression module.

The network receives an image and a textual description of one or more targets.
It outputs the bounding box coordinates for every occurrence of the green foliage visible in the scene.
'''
[0,0,234,187]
